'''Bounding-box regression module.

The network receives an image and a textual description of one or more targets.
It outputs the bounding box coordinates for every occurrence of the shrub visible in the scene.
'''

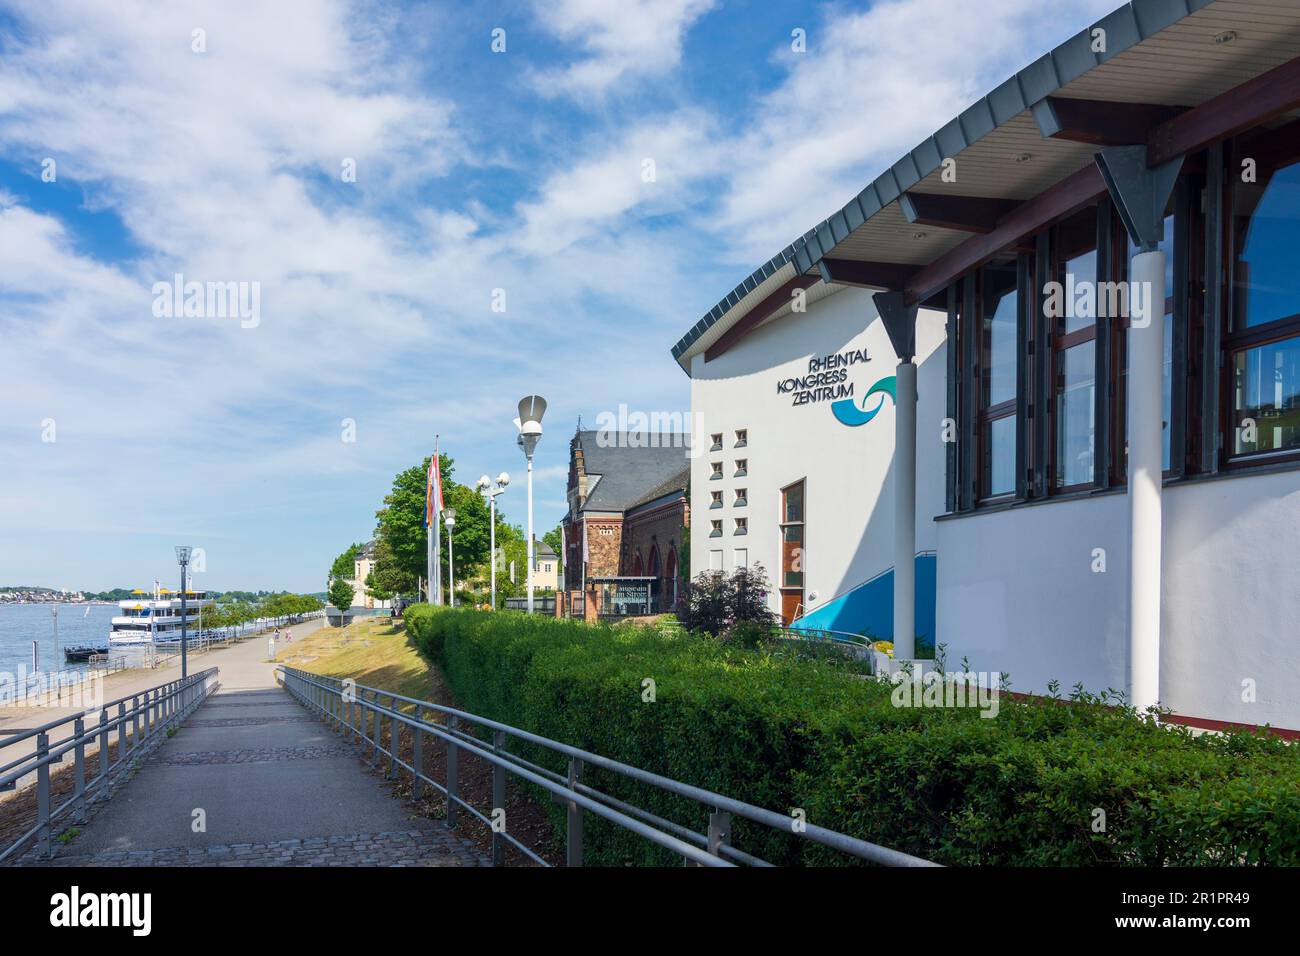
[407,605,1300,867]
[677,564,776,638]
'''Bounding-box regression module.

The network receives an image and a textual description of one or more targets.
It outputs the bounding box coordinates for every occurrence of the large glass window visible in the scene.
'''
[1051,207,1099,490]
[1232,339,1300,455]
[779,480,805,625]
[1228,141,1300,460]
[978,260,1018,498]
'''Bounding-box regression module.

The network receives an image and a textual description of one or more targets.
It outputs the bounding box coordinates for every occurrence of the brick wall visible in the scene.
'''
[620,496,688,611]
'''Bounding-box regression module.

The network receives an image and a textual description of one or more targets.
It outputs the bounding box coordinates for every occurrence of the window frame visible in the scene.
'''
[778,479,805,620]
[974,259,1022,504]
[1221,124,1300,468]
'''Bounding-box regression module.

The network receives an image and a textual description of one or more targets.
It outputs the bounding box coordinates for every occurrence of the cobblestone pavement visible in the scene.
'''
[15,632,489,868]
[151,745,359,766]
[29,830,486,867]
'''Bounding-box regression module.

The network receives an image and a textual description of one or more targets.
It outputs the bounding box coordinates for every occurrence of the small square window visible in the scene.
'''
[710,433,723,451]
[710,520,723,537]
[734,459,747,477]
[735,429,747,447]
[734,517,748,535]
[734,488,747,506]
[710,461,723,479]
[710,490,723,508]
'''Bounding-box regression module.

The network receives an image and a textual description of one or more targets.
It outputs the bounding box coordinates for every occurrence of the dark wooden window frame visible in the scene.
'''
[778,479,806,622]
[975,261,1022,505]
[1221,126,1300,469]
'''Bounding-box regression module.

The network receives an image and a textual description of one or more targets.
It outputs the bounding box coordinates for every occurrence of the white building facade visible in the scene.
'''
[674,0,1300,734]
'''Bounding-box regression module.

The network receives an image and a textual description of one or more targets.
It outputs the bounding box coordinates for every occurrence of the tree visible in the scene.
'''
[330,543,363,582]
[328,579,355,613]
[375,452,519,598]
[370,537,416,600]
[542,524,565,573]
[364,570,393,603]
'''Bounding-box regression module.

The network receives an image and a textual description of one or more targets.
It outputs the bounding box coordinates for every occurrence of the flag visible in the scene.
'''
[425,453,444,528]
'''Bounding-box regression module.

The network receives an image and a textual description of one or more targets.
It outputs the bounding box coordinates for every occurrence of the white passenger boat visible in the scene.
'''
[108,583,214,646]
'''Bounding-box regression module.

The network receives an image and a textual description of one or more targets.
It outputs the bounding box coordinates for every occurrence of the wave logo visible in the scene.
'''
[832,376,896,427]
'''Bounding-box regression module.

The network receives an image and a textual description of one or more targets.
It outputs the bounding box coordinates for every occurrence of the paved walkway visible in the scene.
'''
[23,622,486,866]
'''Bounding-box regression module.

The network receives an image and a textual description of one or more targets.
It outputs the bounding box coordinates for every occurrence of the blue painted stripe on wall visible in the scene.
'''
[790,554,937,650]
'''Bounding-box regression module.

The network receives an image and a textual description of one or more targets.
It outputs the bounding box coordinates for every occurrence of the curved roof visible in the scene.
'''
[671,0,1225,371]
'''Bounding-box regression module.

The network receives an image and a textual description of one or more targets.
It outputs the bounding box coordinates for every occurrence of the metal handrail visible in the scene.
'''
[276,664,938,868]
[0,666,220,864]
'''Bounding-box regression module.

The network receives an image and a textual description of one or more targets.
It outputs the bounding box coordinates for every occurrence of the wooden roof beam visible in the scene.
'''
[703,274,820,362]
[900,192,1022,234]
[1033,96,1183,146]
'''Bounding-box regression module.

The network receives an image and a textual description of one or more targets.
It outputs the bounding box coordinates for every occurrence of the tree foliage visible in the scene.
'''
[374,452,519,597]
[328,579,355,613]
[330,543,363,582]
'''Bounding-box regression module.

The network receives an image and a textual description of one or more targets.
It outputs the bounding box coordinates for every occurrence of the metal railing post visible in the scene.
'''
[132,695,141,754]
[116,701,127,773]
[98,708,110,789]
[492,729,507,866]
[567,756,584,867]
[386,696,397,779]
[412,708,424,801]
[708,809,732,859]
[72,717,87,824]
[446,714,459,828]
[36,732,52,858]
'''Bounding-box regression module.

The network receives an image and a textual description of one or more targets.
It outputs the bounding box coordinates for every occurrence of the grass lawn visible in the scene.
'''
[278,616,455,708]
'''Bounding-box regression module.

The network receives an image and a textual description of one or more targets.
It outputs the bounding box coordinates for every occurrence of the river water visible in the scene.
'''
[0,602,119,678]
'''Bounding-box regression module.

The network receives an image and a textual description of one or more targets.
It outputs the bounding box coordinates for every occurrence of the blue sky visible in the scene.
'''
[0,0,1114,592]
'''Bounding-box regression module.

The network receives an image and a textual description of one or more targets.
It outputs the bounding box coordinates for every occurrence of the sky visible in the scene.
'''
[0,0,1116,593]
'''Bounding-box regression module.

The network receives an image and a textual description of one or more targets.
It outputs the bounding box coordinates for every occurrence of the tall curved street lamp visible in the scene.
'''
[477,472,510,610]
[444,508,457,608]
[514,395,547,614]
[175,546,192,678]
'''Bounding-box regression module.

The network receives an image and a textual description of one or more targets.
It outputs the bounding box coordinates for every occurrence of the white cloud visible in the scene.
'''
[528,0,717,98]
[712,0,1119,263]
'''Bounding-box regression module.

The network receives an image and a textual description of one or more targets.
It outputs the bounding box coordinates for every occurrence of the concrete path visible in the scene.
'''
[0,620,325,799]
[24,623,486,866]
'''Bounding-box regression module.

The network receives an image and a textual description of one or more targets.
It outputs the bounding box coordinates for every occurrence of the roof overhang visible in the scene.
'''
[672,0,1300,374]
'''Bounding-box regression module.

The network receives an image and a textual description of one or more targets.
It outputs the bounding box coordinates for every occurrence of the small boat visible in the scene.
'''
[64,645,108,663]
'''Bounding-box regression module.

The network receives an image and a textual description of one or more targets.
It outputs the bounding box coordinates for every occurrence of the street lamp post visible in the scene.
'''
[175,546,192,678]
[514,395,547,614]
[477,472,510,610]
[444,509,457,608]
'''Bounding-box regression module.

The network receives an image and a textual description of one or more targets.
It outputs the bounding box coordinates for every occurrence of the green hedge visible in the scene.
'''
[404,604,1300,866]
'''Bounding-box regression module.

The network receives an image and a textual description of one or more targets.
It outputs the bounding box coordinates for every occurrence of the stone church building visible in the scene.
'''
[560,428,690,616]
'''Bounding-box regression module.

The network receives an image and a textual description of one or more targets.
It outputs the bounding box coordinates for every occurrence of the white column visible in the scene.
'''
[894,359,917,660]
[1128,249,1165,712]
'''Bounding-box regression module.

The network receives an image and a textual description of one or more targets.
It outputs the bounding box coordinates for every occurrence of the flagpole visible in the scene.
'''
[432,436,442,605]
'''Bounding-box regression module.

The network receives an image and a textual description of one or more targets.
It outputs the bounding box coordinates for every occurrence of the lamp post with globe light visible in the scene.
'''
[175,546,192,678]
[477,473,510,610]
[444,509,457,608]
[513,396,547,614]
